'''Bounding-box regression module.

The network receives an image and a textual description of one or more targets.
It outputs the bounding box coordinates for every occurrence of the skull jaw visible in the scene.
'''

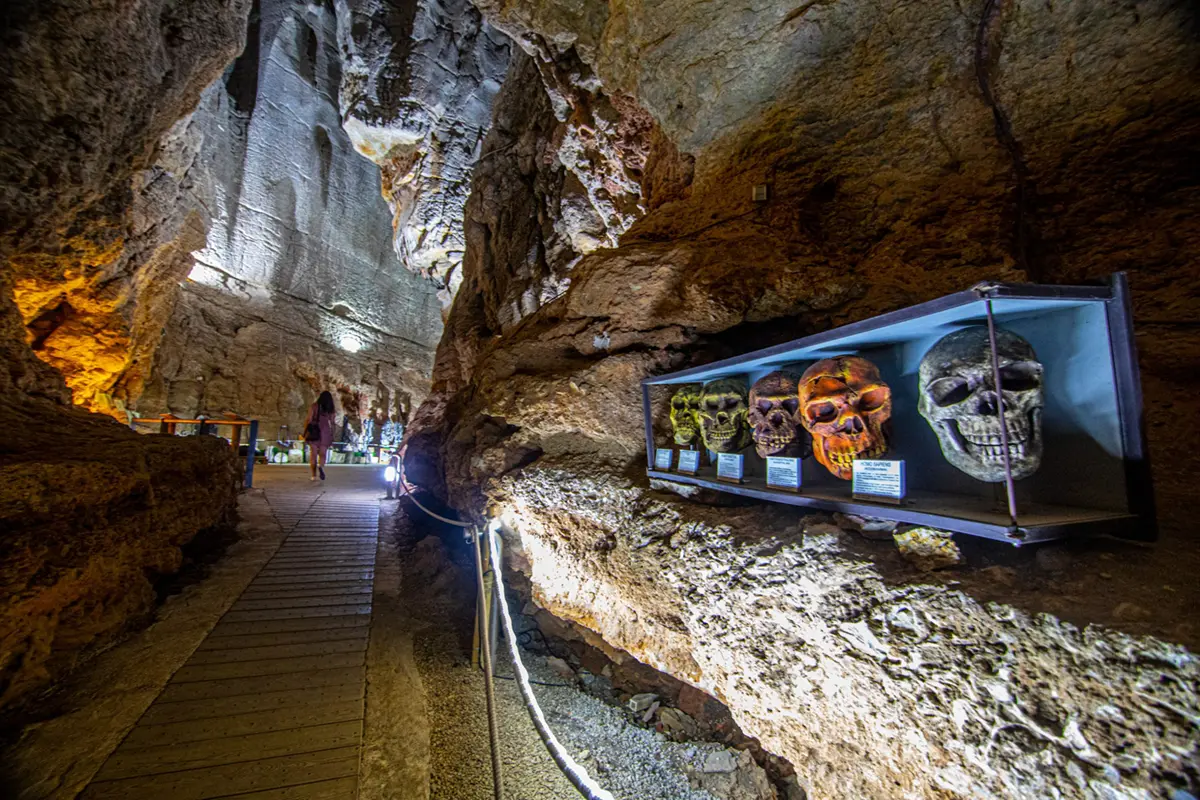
[672,420,700,447]
[933,408,1043,482]
[814,436,888,480]
[703,423,750,453]
[752,427,809,460]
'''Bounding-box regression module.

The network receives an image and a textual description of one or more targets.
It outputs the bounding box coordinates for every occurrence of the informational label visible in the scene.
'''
[766,457,802,491]
[677,450,701,474]
[852,459,906,503]
[716,452,745,483]
[654,448,674,471]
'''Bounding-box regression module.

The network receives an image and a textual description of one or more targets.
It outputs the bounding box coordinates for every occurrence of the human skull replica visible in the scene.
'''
[799,356,892,479]
[748,371,809,459]
[918,326,1044,482]
[698,377,752,453]
[668,384,703,447]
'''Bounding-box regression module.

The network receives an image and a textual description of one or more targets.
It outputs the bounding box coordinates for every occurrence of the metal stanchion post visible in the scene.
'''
[472,527,505,800]
[245,420,259,489]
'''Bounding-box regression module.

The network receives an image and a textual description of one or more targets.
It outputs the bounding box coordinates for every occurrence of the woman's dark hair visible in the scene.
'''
[318,391,335,415]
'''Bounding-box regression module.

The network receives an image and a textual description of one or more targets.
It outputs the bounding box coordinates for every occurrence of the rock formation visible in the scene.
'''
[0,0,249,711]
[334,0,511,302]
[134,0,445,436]
[405,0,1200,796]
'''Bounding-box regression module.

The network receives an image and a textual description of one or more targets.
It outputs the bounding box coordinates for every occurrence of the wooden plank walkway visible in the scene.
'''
[82,483,379,800]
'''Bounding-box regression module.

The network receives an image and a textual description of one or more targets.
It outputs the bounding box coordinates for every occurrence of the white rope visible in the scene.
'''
[485,520,616,800]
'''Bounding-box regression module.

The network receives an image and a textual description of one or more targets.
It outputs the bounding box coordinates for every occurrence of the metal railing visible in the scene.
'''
[131,414,260,489]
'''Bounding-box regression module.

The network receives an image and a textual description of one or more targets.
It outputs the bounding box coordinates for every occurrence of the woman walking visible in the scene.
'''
[303,391,336,481]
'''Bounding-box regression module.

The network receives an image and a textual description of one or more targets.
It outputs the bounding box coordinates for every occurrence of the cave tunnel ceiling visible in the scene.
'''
[1,0,1199,797]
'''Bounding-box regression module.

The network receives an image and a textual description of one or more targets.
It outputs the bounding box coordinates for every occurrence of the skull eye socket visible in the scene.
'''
[808,402,838,423]
[782,398,799,415]
[999,362,1041,392]
[705,399,720,412]
[756,400,773,414]
[672,398,685,409]
[858,388,889,412]
[721,396,741,411]
[929,377,971,407]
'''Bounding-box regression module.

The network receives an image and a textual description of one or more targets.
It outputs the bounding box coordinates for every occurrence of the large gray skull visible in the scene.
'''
[918,326,1044,482]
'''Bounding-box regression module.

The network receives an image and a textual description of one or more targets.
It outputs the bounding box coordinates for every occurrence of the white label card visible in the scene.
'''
[716,453,745,482]
[852,459,906,501]
[654,448,673,470]
[766,457,802,490]
[677,450,700,474]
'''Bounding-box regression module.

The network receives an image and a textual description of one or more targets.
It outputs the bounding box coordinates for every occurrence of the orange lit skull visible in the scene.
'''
[799,356,892,479]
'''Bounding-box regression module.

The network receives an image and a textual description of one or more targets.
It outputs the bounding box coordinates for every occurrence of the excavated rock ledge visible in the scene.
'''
[0,396,240,713]
[488,466,1199,798]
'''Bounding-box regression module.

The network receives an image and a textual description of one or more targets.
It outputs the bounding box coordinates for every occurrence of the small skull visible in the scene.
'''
[748,371,809,459]
[799,356,892,479]
[698,377,752,453]
[669,384,703,447]
[918,326,1044,482]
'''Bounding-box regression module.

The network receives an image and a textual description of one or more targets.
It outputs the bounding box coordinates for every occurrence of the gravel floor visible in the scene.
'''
[504,653,731,800]
[393,502,731,800]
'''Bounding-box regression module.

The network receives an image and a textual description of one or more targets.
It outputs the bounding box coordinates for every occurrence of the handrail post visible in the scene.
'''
[245,420,259,488]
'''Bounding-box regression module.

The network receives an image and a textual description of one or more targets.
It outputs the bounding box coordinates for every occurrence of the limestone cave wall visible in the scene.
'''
[133,0,445,436]
[407,1,1200,797]
[0,0,250,712]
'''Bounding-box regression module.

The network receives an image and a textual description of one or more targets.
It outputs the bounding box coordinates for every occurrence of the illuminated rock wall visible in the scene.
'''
[137,0,443,434]
[334,0,512,302]
[0,0,248,712]
[408,0,1200,796]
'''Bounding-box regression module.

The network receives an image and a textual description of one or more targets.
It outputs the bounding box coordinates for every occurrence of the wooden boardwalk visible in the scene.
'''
[82,478,379,800]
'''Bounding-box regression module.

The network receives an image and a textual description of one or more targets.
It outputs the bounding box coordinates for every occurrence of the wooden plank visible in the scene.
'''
[96,721,361,780]
[81,745,359,800]
[249,573,375,587]
[208,615,370,637]
[255,567,376,578]
[184,636,367,666]
[200,626,369,651]
[157,666,365,703]
[120,700,363,748]
[262,560,375,571]
[266,550,377,559]
[210,776,357,800]
[172,651,364,683]
[239,582,373,600]
[222,604,372,623]
[140,681,363,725]
[231,594,373,611]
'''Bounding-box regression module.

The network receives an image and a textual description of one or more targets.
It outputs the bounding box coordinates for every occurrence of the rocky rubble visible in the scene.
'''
[488,468,1200,798]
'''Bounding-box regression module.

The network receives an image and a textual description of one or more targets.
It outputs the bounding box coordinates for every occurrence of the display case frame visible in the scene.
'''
[640,273,1155,545]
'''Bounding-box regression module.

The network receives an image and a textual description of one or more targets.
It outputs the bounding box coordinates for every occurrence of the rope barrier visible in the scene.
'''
[396,478,614,800]
[484,520,616,800]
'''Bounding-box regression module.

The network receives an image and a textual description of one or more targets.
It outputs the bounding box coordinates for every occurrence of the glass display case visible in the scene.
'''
[641,274,1154,545]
